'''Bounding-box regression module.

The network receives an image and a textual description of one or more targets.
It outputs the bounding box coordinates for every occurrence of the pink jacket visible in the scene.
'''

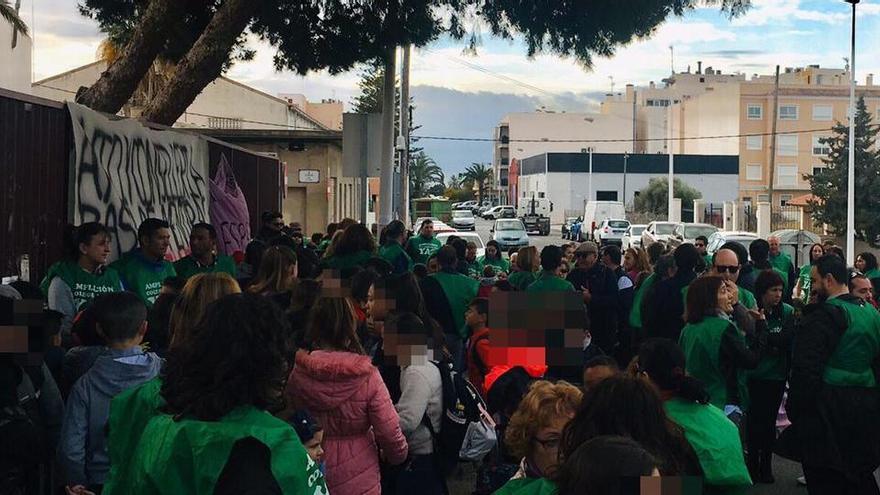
[288,349,408,495]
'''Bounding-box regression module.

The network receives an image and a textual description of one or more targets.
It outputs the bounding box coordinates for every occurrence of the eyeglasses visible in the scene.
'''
[851,270,865,279]
[714,265,740,274]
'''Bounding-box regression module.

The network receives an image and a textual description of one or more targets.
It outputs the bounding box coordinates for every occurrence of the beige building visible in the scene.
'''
[0,18,32,94]
[32,61,351,234]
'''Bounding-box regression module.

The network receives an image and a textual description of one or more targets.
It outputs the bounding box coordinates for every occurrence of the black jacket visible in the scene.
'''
[779,295,880,476]
[718,318,767,405]
[567,263,619,352]
[644,270,696,341]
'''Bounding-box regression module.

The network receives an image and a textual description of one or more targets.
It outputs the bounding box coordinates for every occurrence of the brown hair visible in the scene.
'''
[505,380,583,459]
[684,275,725,324]
[248,246,297,295]
[625,247,651,274]
[334,223,376,257]
[516,246,539,272]
[169,272,241,349]
[305,296,365,354]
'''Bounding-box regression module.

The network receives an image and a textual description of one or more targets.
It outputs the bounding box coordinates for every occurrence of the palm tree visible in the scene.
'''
[1,0,28,36]
[461,163,494,203]
[409,152,444,199]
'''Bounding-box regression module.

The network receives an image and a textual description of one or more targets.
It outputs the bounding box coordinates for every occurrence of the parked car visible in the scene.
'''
[641,221,680,248]
[583,201,625,239]
[412,217,456,234]
[706,231,759,258]
[483,205,515,220]
[491,218,529,251]
[436,232,486,258]
[562,217,580,240]
[454,200,478,210]
[476,204,493,217]
[450,209,476,231]
[668,223,720,248]
[593,219,630,246]
[621,224,647,250]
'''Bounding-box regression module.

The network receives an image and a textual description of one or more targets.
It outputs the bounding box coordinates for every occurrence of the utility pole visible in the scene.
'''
[399,45,411,224]
[622,152,629,208]
[587,147,593,203]
[632,90,638,153]
[846,0,859,265]
[378,46,397,229]
[767,65,780,211]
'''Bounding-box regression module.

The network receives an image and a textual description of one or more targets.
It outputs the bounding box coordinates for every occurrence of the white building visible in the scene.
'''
[0,16,32,94]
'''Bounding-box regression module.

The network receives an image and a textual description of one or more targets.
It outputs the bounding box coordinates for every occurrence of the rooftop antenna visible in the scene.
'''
[669,45,675,75]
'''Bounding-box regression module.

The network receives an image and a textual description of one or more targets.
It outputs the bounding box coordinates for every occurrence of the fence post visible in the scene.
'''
[731,201,741,231]
[723,201,734,231]
[757,202,771,237]
[694,199,706,223]
[670,198,682,222]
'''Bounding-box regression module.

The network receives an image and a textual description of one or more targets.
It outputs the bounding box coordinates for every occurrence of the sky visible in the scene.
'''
[19,0,880,176]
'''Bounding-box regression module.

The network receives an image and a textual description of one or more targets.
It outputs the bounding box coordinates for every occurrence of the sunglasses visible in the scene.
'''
[851,270,865,279]
[715,265,740,274]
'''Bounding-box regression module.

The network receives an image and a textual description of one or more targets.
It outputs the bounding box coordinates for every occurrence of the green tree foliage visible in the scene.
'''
[460,163,494,202]
[633,177,702,216]
[807,96,880,246]
[409,152,444,199]
[1,0,28,35]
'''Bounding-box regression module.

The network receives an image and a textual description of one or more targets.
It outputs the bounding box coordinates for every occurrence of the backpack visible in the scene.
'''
[424,360,497,474]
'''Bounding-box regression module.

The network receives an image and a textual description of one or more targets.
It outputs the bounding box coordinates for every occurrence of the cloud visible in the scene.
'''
[731,0,848,26]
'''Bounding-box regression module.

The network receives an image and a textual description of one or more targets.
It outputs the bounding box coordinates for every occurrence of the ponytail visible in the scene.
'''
[637,337,710,405]
[676,376,710,405]
[64,222,110,261]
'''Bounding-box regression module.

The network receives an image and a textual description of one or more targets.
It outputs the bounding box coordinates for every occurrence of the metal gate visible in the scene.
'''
[704,203,723,227]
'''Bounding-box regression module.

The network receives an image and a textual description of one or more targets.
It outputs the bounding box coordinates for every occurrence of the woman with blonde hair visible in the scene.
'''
[168,272,241,349]
[247,245,298,309]
[624,247,651,285]
[507,246,540,291]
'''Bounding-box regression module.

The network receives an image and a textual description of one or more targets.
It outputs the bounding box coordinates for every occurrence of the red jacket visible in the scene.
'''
[288,349,407,495]
[467,327,547,396]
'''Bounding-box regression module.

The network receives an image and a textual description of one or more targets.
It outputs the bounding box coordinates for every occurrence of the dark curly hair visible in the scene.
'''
[560,374,701,477]
[160,293,294,421]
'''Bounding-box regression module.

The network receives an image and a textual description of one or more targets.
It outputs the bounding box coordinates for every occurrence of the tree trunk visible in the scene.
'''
[140,0,252,126]
[76,0,181,114]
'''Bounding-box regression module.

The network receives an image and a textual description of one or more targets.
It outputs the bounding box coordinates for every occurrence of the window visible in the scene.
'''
[777,165,798,187]
[779,105,799,120]
[746,164,762,180]
[747,104,763,120]
[812,135,831,156]
[778,135,798,156]
[758,194,770,203]
[746,135,762,150]
[812,104,833,121]
[596,191,618,201]
[780,194,793,206]
[208,116,243,129]
[538,192,545,198]
[812,166,825,176]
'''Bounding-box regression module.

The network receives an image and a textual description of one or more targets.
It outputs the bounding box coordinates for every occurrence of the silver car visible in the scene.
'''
[491,219,529,251]
[594,219,630,246]
[668,223,720,248]
[450,209,476,231]
[622,224,647,250]
[641,221,680,248]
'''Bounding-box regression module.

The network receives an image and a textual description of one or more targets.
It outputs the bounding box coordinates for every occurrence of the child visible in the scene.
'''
[478,265,498,298]
[290,409,326,471]
[59,292,162,493]
[466,297,491,395]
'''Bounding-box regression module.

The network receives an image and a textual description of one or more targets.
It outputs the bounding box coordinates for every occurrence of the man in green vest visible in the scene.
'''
[174,223,237,281]
[423,246,479,370]
[695,235,712,272]
[406,219,442,265]
[784,254,880,494]
[378,220,413,274]
[111,218,177,307]
[711,248,758,338]
[526,245,576,292]
[768,236,796,302]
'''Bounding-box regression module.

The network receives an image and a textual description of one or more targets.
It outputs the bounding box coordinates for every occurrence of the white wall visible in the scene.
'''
[32,62,104,102]
[506,112,634,162]
[0,22,32,93]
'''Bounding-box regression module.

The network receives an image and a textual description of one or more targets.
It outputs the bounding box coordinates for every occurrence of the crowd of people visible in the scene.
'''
[3,210,880,495]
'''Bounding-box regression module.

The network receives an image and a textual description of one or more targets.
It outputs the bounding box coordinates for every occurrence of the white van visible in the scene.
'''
[583,201,625,240]
[517,197,552,218]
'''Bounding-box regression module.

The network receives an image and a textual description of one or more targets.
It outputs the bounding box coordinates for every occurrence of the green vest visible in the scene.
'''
[40,260,122,311]
[378,242,413,272]
[737,287,757,309]
[431,271,479,339]
[104,378,164,495]
[111,252,177,307]
[407,236,441,265]
[173,254,237,281]
[750,303,794,381]
[823,297,880,387]
[317,239,331,252]
[679,316,747,409]
[630,273,656,328]
[478,255,511,274]
[494,477,558,495]
[525,272,575,293]
[508,271,537,291]
[465,259,482,277]
[769,253,793,277]
[664,398,752,493]
[122,406,326,495]
[798,264,813,303]
[322,250,374,271]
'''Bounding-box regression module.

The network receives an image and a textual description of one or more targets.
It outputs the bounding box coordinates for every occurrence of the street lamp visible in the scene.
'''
[845,0,859,265]
[587,147,594,203]
[622,152,629,207]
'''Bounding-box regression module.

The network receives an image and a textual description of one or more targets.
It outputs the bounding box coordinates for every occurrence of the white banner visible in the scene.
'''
[68,102,209,260]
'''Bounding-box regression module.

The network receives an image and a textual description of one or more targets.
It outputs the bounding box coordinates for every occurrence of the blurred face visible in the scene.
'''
[363,284,375,315]
[142,228,172,260]
[856,256,867,272]
[810,266,829,300]
[694,239,707,254]
[304,430,325,463]
[558,262,570,278]
[189,227,215,258]
[717,282,734,314]
[372,287,393,321]
[623,252,635,271]
[563,246,575,262]
[467,246,477,261]
[769,237,781,256]
[763,285,783,309]
[583,365,616,391]
[575,251,597,269]
[531,415,572,478]
[510,253,518,267]
[267,217,284,232]
[712,249,740,282]
[427,257,440,274]
[80,233,111,266]
[811,245,825,262]
[487,245,498,258]
[851,277,874,304]
[465,305,486,329]
[421,222,434,238]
